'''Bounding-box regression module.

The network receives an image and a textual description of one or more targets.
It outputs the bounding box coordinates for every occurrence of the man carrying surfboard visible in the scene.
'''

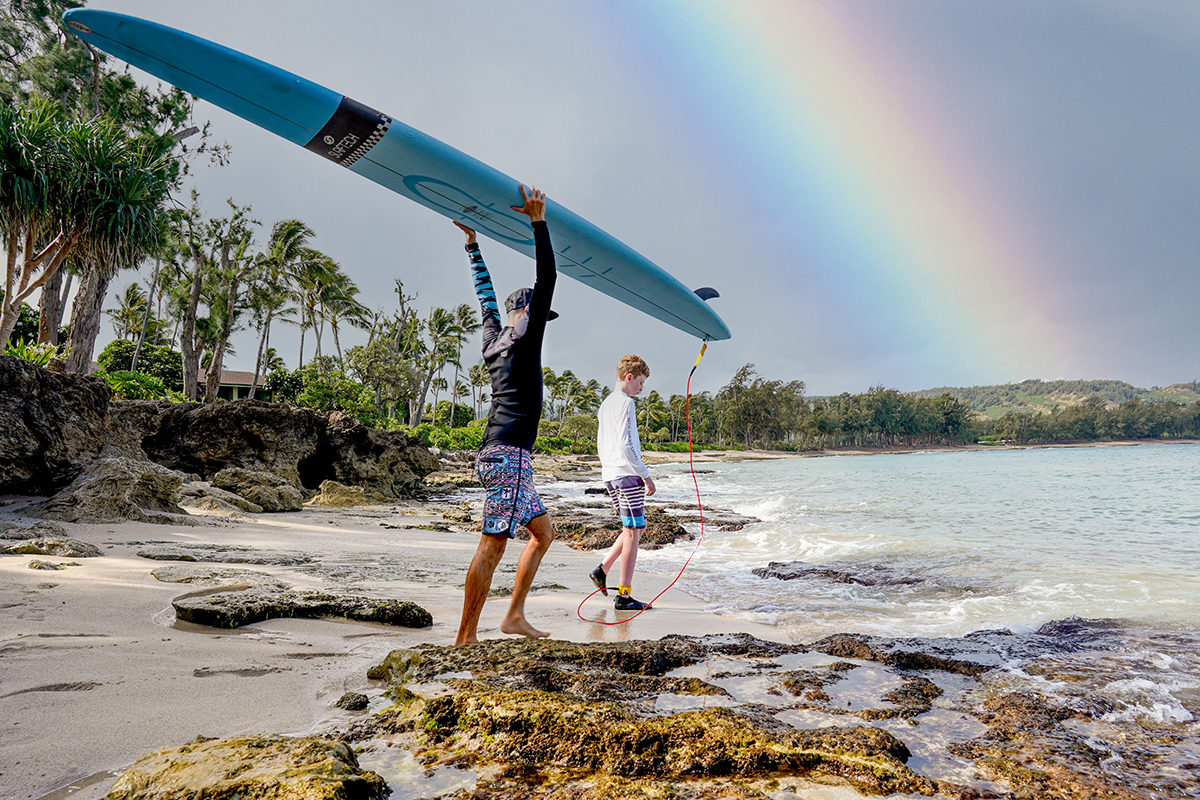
[453,184,558,646]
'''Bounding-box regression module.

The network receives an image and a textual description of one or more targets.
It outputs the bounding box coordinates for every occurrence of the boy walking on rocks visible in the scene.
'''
[591,354,655,611]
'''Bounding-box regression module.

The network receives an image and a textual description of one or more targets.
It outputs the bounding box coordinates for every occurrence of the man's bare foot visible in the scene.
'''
[454,634,478,646]
[500,616,549,639]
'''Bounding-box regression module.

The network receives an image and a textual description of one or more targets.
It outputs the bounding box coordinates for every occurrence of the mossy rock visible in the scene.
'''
[106,734,387,799]
[173,588,432,629]
[363,635,943,798]
[417,685,934,795]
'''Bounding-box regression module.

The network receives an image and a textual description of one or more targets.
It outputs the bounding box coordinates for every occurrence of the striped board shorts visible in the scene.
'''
[605,475,647,529]
[476,444,546,537]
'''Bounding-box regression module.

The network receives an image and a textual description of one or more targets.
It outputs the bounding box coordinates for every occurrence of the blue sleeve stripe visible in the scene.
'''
[469,252,500,319]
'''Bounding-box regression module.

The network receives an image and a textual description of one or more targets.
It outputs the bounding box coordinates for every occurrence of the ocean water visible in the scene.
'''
[644,443,1200,640]
[639,443,1200,734]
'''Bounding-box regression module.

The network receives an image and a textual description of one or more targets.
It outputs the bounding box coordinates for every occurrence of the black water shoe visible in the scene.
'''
[590,565,608,596]
[613,595,652,611]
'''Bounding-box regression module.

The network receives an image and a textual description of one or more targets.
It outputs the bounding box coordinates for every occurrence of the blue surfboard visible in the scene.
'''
[63,9,730,342]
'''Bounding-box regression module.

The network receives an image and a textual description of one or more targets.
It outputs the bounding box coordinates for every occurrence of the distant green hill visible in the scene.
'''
[912,379,1200,419]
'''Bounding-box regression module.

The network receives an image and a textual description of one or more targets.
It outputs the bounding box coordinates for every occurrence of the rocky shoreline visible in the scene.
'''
[342,625,1200,800]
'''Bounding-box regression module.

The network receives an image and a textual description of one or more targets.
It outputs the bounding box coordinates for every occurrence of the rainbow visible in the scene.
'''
[585,1,1076,380]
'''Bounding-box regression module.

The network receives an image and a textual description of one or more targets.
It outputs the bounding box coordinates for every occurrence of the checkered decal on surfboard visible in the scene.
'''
[303,95,391,167]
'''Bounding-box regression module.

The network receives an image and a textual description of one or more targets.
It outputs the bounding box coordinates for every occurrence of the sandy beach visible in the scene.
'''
[0,470,786,800]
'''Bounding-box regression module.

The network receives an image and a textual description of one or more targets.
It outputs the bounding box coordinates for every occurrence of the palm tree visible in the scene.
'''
[552,369,585,424]
[107,282,149,341]
[425,306,457,417]
[542,367,561,420]
[447,302,480,415]
[562,373,594,423]
[468,360,489,420]
[320,270,371,368]
[248,218,311,398]
[290,247,336,368]
[638,390,669,440]
[261,346,286,373]
[583,378,605,414]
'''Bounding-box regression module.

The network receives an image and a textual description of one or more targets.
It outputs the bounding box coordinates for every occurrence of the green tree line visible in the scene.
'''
[913,378,1200,414]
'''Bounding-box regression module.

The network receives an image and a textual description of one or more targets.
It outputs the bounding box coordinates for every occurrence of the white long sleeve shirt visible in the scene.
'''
[597,390,649,482]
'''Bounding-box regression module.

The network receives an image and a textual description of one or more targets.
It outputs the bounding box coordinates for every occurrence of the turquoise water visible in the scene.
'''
[646,443,1200,641]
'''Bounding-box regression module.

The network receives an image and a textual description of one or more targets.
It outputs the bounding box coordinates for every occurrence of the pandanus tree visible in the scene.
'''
[0,101,173,358]
[3,0,212,352]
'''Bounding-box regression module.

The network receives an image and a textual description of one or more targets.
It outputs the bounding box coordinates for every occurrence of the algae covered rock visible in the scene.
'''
[150,564,291,591]
[306,479,394,507]
[172,586,433,629]
[813,632,999,676]
[106,734,387,800]
[552,504,689,550]
[27,559,80,570]
[335,692,369,711]
[211,467,304,512]
[418,684,931,794]
[363,635,946,798]
[137,543,310,566]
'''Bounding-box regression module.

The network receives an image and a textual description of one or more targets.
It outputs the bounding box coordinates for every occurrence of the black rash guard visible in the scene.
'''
[466,220,556,452]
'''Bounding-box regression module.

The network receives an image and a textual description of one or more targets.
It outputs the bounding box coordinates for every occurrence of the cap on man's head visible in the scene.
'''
[505,287,559,320]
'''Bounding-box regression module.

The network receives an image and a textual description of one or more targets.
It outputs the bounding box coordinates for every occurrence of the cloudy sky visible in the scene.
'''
[83,0,1200,397]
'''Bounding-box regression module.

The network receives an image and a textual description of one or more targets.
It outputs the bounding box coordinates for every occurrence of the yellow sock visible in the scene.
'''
[617,585,632,595]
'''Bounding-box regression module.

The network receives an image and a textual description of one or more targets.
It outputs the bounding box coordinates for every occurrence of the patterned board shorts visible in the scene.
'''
[476,444,546,537]
[605,475,647,529]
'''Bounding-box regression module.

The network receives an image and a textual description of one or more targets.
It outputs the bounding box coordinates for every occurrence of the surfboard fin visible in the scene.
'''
[694,287,720,302]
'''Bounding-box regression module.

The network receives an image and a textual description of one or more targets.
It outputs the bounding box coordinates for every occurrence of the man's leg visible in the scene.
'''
[456,534,508,646]
[501,512,555,639]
